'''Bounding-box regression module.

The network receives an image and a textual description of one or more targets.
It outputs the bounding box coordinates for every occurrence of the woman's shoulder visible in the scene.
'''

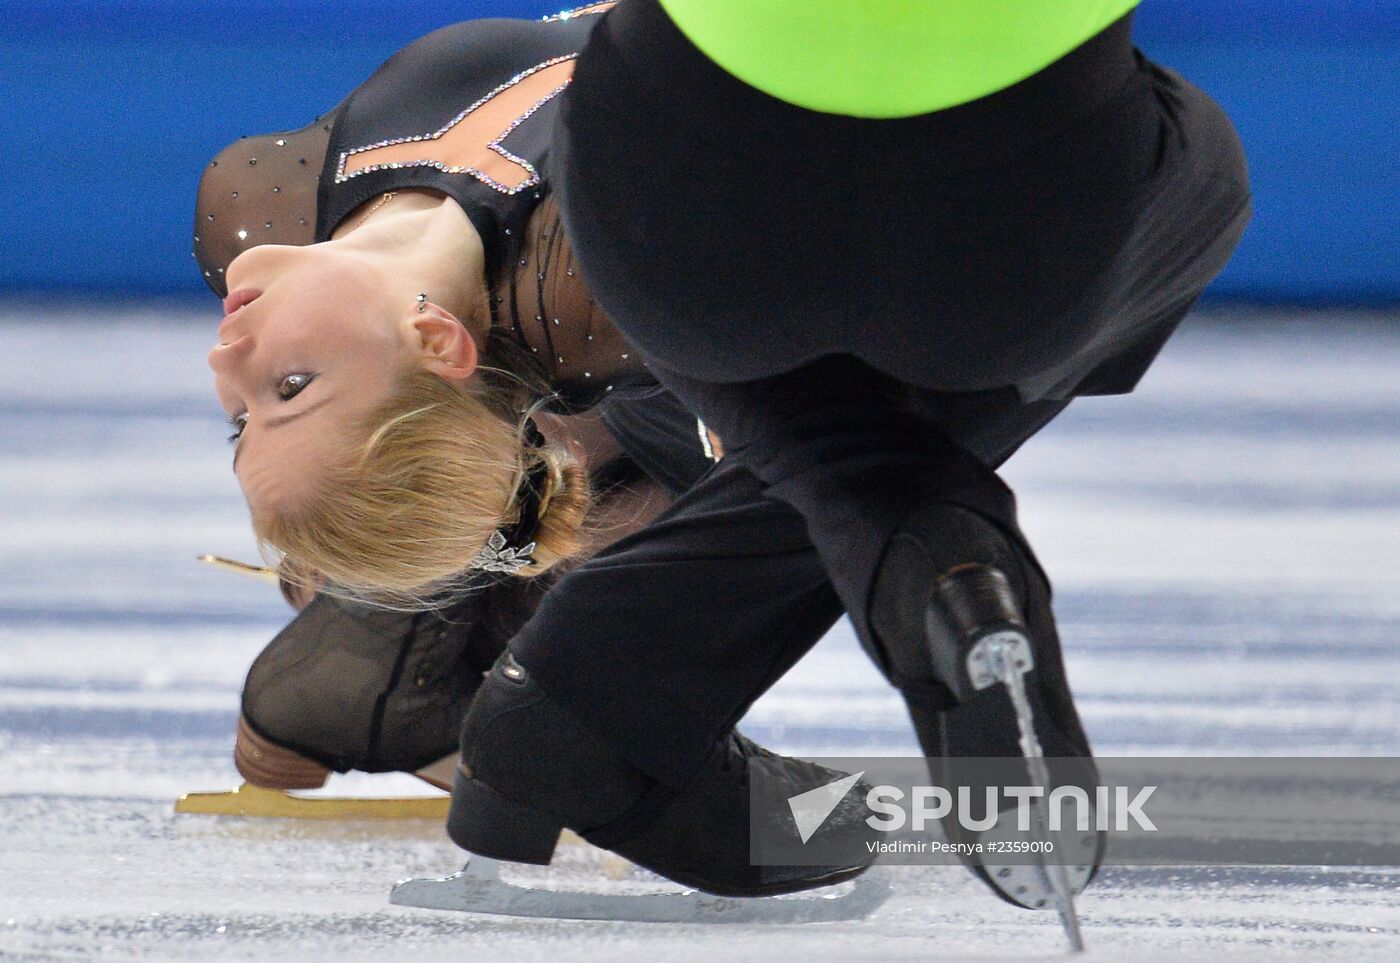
[193,108,340,297]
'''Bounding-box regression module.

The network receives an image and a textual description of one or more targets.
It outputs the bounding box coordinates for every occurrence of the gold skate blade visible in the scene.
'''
[175,783,449,820]
[174,784,590,849]
[197,554,280,584]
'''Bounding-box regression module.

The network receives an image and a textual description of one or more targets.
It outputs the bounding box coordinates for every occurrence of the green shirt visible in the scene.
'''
[657,0,1141,117]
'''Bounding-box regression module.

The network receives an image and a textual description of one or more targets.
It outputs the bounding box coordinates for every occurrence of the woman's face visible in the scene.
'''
[208,243,415,515]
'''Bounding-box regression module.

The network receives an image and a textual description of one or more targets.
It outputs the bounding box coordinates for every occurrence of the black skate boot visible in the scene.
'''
[448,652,876,898]
[236,576,552,790]
[872,499,1101,939]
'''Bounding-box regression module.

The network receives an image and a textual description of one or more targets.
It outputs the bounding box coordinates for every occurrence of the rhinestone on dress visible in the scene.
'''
[541,2,613,22]
[696,419,717,461]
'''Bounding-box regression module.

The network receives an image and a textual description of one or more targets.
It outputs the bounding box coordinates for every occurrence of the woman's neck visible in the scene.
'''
[330,190,489,333]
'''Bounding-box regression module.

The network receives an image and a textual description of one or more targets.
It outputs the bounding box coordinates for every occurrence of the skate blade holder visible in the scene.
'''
[966,628,1090,954]
[174,783,451,820]
[966,628,1034,692]
[390,856,891,924]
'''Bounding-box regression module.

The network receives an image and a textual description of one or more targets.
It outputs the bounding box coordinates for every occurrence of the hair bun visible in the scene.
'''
[524,440,589,574]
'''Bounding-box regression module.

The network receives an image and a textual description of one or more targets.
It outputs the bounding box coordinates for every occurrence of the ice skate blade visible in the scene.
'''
[175,783,450,820]
[390,857,891,924]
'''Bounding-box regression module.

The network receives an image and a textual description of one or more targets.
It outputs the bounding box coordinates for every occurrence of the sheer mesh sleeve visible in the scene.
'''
[193,111,338,297]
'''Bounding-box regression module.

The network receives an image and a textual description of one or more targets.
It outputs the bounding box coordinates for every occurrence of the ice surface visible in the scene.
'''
[2,305,1399,960]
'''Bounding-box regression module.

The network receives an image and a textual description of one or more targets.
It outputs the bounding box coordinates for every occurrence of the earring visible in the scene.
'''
[416,293,428,313]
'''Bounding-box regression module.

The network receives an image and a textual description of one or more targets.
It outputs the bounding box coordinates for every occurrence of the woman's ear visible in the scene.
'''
[411,304,479,381]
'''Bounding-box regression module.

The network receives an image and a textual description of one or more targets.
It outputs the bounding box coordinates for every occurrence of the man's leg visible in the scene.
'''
[511,458,844,787]
[459,369,1092,903]
[514,367,1075,784]
[645,357,1065,671]
[615,358,1101,913]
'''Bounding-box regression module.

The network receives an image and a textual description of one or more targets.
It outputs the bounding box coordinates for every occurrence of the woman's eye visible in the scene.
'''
[227,412,249,444]
[277,373,314,400]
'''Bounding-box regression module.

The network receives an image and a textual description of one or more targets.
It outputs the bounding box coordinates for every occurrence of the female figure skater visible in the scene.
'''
[197,3,872,896]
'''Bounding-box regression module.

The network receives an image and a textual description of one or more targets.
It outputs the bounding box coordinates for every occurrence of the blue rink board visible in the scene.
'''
[0,0,1396,301]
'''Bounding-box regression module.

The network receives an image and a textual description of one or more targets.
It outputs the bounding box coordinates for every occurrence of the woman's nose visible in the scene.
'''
[207,334,252,374]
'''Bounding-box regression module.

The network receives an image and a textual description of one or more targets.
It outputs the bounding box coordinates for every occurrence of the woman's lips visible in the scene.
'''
[222,287,261,317]
[219,288,261,340]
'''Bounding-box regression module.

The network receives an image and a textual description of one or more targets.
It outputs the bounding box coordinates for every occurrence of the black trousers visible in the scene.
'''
[518,378,1069,786]
[515,0,1250,786]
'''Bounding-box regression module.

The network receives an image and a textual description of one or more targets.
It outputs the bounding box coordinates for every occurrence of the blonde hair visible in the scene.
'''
[253,367,589,608]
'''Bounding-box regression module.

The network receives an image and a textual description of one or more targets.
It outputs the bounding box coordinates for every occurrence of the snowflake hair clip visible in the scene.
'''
[468,530,538,574]
[467,420,549,576]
